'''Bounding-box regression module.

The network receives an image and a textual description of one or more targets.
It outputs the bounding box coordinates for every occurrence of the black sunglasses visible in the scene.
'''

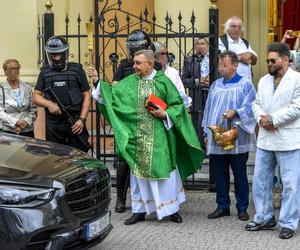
[158,52,168,56]
[266,58,277,64]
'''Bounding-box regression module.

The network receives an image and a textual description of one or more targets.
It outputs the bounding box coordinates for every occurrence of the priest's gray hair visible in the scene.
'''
[134,49,154,64]
[224,16,245,34]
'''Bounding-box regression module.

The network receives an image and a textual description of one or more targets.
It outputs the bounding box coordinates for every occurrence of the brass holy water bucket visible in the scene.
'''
[207,113,240,150]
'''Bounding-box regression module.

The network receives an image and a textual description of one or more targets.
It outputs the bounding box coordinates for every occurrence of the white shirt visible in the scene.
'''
[164,66,185,93]
[200,53,209,77]
[219,34,257,82]
[163,65,192,108]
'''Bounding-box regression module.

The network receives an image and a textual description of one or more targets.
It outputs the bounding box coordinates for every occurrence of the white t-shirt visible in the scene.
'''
[12,88,22,108]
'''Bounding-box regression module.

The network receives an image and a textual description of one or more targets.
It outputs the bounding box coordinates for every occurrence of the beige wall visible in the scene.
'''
[0,0,94,85]
[245,0,268,84]
[0,0,40,84]
[154,0,210,33]
[154,0,211,71]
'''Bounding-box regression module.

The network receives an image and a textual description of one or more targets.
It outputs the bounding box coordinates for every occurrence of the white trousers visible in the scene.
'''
[253,148,300,230]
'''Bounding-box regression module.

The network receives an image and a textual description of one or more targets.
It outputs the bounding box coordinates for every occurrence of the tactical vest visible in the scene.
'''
[41,63,83,113]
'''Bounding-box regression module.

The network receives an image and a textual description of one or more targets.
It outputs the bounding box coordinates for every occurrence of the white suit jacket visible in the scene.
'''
[252,68,300,151]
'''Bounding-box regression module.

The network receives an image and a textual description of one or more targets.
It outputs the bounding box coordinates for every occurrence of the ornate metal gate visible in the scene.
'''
[38,0,219,189]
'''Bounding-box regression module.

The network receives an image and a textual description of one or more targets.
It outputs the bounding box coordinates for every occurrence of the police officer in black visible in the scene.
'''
[89,30,161,213]
[33,36,91,152]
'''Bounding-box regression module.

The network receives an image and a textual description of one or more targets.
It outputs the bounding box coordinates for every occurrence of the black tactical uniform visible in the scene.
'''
[113,30,162,213]
[35,36,90,152]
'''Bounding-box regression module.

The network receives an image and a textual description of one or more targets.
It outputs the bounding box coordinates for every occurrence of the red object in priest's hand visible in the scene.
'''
[145,94,168,111]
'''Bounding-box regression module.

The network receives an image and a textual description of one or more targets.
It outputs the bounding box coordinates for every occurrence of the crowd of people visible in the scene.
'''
[1,15,300,239]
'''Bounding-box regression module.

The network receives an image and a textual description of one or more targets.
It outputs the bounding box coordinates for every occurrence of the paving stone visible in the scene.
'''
[92,190,299,250]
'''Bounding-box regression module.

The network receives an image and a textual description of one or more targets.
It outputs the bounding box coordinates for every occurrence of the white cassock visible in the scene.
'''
[130,169,186,220]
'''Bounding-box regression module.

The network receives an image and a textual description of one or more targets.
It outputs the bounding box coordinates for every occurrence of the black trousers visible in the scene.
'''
[46,121,89,152]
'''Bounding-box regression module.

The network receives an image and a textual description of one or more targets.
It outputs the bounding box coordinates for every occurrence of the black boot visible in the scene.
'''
[124,213,146,225]
[115,158,130,213]
[169,212,183,223]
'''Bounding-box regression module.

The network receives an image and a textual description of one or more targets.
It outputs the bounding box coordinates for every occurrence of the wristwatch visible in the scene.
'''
[79,117,86,124]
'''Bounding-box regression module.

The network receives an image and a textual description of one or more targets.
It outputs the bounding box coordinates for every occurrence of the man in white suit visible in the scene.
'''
[246,42,300,239]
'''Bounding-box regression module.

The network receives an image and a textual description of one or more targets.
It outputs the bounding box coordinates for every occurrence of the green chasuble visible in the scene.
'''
[98,70,204,180]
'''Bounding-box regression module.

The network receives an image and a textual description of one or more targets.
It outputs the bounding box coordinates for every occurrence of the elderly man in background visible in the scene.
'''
[219,16,257,82]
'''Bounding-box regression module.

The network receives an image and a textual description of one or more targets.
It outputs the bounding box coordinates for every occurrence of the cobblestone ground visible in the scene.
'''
[93,190,299,250]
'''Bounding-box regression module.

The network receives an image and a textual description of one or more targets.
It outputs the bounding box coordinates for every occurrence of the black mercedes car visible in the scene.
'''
[0,133,112,250]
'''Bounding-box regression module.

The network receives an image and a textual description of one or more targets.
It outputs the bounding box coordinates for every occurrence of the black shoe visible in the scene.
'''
[238,211,249,221]
[124,213,146,225]
[245,215,277,231]
[169,212,182,223]
[279,227,294,239]
[207,208,230,219]
[115,198,126,213]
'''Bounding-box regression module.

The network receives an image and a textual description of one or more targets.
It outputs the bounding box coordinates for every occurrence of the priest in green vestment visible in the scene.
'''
[91,49,204,225]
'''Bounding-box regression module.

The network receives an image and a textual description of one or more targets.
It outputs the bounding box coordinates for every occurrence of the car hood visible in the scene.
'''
[0,133,103,188]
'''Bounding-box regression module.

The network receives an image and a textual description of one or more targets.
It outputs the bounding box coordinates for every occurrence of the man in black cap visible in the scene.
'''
[33,36,91,152]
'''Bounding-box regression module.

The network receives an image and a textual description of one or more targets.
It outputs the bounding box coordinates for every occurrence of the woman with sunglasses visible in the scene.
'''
[0,59,37,137]
[153,42,192,108]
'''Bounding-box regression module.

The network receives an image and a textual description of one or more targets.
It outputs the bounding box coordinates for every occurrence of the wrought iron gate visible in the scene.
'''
[38,0,219,189]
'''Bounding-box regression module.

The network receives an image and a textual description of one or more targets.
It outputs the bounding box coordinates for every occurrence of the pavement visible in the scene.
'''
[92,190,300,250]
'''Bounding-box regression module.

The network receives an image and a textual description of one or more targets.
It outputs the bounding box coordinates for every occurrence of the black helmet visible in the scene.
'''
[126,30,151,55]
[45,36,69,71]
